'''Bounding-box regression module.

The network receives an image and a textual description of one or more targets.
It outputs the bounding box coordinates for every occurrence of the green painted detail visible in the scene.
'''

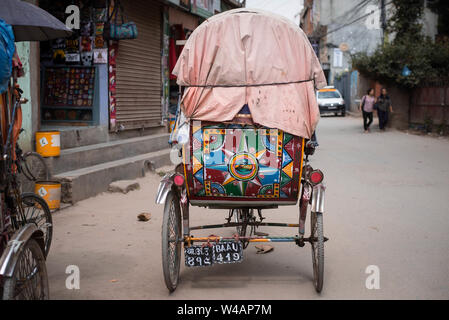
[224,182,243,197]
[280,170,291,187]
[208,133,224,152]
[283,132,293,145]
[259,184,273,195]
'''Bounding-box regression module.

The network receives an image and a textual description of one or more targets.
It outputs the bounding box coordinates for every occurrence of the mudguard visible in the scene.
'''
[311,183,325,214]
[0,223,45,277]
[155,172,175,204]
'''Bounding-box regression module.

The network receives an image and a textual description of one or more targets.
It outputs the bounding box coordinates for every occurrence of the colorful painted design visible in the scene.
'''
[185,122,304,203]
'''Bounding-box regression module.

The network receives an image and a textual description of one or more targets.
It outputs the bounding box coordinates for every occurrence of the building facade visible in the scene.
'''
[16,0,242,151]
[300,0,439,111]
[15,0,242,202]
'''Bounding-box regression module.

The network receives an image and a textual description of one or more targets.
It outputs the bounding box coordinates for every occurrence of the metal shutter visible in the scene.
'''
[115,0,162,130]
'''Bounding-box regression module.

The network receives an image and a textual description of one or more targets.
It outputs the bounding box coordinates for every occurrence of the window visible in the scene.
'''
[317,90,341,99]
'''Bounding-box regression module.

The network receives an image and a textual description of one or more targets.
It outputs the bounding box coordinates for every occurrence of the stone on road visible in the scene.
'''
[46,116,449,299]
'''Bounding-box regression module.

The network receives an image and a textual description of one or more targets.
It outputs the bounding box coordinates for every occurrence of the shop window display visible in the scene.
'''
[40,0,107,125]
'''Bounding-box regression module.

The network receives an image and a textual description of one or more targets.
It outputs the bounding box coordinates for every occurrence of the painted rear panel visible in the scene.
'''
[184,121,304,204]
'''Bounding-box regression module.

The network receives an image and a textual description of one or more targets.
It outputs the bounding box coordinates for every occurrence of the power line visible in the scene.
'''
[321,0,394,38]
[327,0,371,23]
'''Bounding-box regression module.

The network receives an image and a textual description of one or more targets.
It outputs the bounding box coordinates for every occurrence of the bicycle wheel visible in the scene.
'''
[2,238,49,300]
[21,152,49,181]
[161,191,182,292]
[17,193,53,258]
[310,211,324,293]
[232,209,254,249]
[232,208,244,235]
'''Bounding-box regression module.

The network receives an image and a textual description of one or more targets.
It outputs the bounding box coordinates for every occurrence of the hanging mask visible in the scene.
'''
[81,52,93,66]
[80,36,93,52]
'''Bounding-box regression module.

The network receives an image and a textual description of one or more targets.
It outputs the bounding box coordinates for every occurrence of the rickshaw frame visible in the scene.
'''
[156,133,327,293]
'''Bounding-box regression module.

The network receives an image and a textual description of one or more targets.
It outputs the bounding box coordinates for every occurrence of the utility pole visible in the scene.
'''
[380,0,387,43]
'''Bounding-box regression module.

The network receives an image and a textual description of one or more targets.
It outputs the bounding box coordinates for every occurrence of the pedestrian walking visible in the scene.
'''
[359,88,376,132]
[376,88,394,130]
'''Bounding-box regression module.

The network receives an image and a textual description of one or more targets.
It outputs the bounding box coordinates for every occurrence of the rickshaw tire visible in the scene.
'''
[161,191,182,293]
[19,193,53,258]
[2,238,50,300]
[311,212,324,293]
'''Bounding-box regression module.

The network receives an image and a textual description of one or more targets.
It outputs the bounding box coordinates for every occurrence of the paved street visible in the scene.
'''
[46,116,449,299]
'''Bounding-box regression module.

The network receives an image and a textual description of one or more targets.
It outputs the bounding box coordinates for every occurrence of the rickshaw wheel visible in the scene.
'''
[17,193,53,258]
[2,238,49,300]
[310,211,324,293]
[232,208,244,235]
[161,191,182,292]
[232,209,253,249]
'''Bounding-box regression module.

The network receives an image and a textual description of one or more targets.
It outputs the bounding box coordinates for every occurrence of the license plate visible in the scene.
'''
[213,241,243,264]
[185,241,243,267]
[184,245,213,267]
[327,106,337,109]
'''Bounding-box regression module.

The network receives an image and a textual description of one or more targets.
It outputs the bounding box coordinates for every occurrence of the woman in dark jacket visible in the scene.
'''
[376,88,394,130]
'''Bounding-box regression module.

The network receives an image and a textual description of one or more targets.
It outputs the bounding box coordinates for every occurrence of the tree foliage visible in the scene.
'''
[351,0,449,88]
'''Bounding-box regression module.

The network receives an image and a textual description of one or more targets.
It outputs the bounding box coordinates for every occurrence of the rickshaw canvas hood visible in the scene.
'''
[172,8,327,139]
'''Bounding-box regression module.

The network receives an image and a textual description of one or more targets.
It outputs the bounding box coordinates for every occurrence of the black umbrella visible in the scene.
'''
[0,0,72,41]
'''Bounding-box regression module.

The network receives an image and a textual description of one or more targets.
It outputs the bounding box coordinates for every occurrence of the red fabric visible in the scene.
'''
[169,37,177,80]
[176,25,186,57]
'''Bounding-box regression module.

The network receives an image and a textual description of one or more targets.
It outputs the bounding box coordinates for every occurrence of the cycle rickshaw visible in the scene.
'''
[156,9,328,293]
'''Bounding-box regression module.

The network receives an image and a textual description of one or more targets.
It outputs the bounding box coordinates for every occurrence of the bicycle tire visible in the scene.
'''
[21,152,49,182]
[2,238,50,300]
[310,211,324,293]
[17,193,53,258]
[161,191,182,292]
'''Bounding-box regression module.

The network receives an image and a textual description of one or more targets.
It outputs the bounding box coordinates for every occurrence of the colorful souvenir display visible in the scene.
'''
[44,67,95,108]
[66,38,79,53]
[184,122,304,205]
[39,1,107,124]
[80,36,93,52]
[94,35,105,48]
[93,48,107,64]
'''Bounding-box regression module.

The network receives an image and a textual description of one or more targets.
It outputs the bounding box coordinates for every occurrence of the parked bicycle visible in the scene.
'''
[0,85,51,299]
[15,131,49,182]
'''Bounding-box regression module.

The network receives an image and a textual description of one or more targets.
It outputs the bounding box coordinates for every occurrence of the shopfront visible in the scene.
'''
[37,0,236,134]
[39,0,109,128]
[38,0,165,132]
[111,0,164,131]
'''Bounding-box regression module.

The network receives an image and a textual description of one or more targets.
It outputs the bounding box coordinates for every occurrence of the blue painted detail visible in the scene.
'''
[210,183,225,194]
[194,168,204,184]
[207,163,229,172]
[194,128,203,142]
[282,149,292,166]
[258,165,280,185]
[263,135,276,152]
[204,150,225,165]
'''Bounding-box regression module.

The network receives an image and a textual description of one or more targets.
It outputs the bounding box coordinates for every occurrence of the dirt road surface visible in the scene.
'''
[46,116,449,299]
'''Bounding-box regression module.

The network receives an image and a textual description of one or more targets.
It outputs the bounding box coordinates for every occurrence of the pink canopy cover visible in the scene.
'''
[172,8,327,139]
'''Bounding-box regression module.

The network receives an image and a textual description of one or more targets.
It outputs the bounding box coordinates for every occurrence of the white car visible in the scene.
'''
[316,86,346,117]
